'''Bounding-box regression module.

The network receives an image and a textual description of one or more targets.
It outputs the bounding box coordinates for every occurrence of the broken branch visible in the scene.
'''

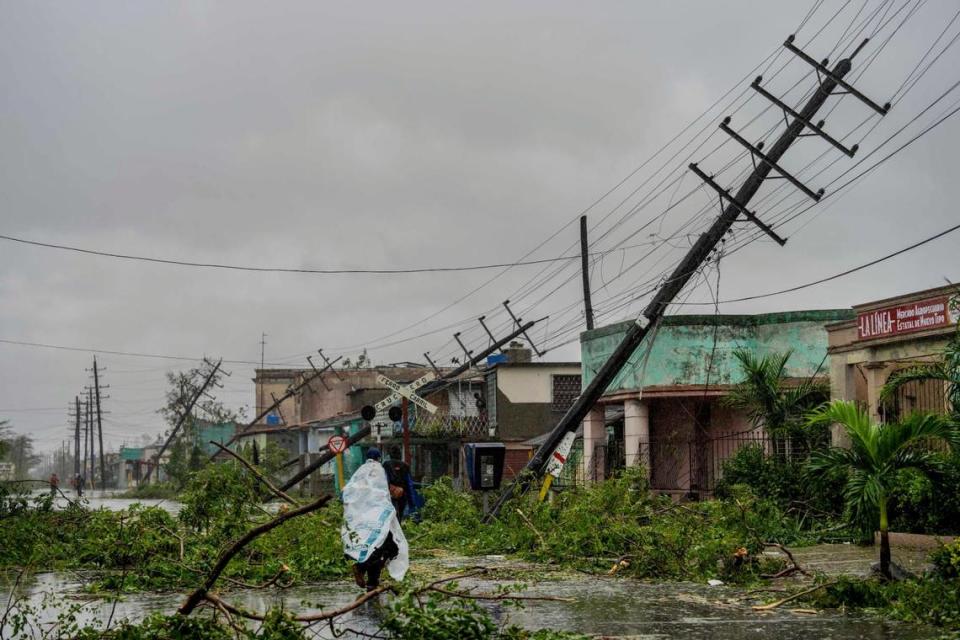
[752,581,837,611]
[210,440,301,507]
[178,494,331,616]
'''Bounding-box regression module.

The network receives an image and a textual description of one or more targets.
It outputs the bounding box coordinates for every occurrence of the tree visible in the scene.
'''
[881,305,960,419]
[723,349,829,447]
[806,401,959,578]
[159,363,243,489]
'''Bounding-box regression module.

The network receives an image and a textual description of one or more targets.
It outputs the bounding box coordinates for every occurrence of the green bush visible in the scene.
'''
[888,454,960,535]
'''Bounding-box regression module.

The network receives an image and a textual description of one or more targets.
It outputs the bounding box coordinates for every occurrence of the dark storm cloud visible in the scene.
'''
[1,1,958,451]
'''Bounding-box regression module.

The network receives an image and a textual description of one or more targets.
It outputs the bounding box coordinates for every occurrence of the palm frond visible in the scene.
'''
[880,363,950,403]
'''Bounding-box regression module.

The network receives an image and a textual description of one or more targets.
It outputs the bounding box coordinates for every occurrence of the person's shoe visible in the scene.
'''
[352,564,366,588]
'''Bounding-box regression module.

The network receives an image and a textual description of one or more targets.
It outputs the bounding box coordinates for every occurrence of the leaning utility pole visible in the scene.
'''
[488,35,888,518]
[580,215,595,331]
[93,357,106,488]
[147,359,223,483]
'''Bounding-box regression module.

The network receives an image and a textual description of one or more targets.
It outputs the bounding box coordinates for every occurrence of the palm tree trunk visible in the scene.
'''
[878,497,891,579]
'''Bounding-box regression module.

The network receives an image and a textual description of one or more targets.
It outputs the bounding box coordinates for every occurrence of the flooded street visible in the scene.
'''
[4,563,944,639]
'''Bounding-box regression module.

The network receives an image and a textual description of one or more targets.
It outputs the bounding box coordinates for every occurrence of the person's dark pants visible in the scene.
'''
[391,497,407,523]
[357,533,399,591]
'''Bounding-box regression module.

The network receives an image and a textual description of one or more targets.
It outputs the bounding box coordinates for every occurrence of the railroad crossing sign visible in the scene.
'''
[327,434,348,455]
[374,373,438,414]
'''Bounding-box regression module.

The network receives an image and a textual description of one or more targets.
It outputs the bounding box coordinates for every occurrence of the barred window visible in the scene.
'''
[552,375,581,412]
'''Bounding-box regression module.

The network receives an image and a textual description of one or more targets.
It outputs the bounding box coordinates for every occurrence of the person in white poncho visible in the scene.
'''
[341,448,409,591]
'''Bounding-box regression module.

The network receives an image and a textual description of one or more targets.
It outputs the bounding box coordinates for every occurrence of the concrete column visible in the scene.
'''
[624,399,650,472]
[864,363,889,424]
[580,406,606,484]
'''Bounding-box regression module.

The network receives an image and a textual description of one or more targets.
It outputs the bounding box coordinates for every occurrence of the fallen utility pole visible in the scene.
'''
[147,359,222,483]
[273,317,546,496]
[487,36,885,519]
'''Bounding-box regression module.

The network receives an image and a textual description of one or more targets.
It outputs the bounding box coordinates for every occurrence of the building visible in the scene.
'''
[578,310,852,496]
[826,284,958,441]
[483,343,581,478]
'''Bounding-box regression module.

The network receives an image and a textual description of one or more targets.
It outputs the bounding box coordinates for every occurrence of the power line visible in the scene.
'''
[0,232,621,275]
[672,222,960,306]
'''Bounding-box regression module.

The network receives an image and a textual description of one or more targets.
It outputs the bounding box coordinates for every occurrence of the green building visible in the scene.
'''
[578,310,852,496]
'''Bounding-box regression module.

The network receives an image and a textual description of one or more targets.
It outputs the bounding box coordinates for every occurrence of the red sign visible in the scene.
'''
[857,296,954,341]
[327,435,348,455]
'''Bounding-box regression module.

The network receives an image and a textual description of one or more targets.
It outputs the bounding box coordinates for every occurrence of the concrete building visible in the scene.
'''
[827,284,958,441]
[579,310,852,496]
[483,345,581,478]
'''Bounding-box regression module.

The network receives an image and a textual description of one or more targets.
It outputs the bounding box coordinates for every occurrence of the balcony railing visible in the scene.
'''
[410,412,492,439]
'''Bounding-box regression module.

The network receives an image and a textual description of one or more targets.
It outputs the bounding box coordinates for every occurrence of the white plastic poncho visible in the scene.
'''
[340,459,409,581]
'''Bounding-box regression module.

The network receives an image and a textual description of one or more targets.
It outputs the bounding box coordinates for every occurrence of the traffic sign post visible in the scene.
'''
[538,431,576,502]
[374,373,438,464]
[328,435,348,491]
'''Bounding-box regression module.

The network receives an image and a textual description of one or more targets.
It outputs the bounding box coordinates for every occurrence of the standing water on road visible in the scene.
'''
[3,569,944,639]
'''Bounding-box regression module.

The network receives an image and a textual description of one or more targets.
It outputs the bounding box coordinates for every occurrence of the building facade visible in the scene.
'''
[579,310,852,496]
[826,284,958,442]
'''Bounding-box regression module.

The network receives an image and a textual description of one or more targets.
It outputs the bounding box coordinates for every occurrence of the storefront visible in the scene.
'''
[826,284,958,442]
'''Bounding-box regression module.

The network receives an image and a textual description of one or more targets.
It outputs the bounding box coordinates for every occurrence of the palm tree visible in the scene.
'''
[806,401,959,578]
[724,349,828,445]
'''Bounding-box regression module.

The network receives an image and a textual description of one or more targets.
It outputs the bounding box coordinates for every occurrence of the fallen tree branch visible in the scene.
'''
[761,542,810,579]
[210,440,301,507]
[178,494,331,616]
[514,508,546,547]
[752,581,838,611]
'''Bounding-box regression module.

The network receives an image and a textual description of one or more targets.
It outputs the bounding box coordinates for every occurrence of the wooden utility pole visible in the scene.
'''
[580,215,595,331]
[488,36,887,519]
[73,395,81,477]
[147,360,222,483]
[93,357,106,488]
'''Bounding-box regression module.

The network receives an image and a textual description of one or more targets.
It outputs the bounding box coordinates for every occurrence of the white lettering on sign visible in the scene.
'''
[857,296,954,341]
[374,373,439,414]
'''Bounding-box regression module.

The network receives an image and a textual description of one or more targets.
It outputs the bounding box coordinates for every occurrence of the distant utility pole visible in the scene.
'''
[73,396,81,477]
[259,333,267,416]
[93,357,106,488]
[87,387,95,489]
[580,215,595,331]
[488,35,888,519]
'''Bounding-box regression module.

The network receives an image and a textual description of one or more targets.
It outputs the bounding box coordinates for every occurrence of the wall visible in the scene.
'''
[581,311,852,394]
[491,364,581,441]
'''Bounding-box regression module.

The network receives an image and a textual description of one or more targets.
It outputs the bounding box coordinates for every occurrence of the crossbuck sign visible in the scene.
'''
[374,373,439,414]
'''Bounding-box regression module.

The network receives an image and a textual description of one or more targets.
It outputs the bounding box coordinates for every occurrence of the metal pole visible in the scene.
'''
[402,397,411,464]
[487,52,855,519]
[580,215,594,331]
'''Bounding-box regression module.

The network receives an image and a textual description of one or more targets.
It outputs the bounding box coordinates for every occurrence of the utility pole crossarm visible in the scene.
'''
[688,163,786,246]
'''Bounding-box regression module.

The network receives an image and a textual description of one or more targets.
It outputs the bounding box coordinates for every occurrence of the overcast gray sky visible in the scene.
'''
[1,1,958,455]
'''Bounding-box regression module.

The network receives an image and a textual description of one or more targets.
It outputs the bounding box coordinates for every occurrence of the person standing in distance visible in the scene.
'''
[383,445,413,522]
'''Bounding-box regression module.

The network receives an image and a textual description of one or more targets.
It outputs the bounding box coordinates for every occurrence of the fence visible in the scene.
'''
[588,429,813,495]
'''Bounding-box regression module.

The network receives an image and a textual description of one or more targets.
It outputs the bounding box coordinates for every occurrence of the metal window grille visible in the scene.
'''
[552,375,581,412]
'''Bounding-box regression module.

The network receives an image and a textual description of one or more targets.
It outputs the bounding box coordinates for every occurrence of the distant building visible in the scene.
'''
[578,310,852,496]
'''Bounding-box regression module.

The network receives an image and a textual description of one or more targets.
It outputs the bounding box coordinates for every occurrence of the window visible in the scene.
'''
[552,374,581,412]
